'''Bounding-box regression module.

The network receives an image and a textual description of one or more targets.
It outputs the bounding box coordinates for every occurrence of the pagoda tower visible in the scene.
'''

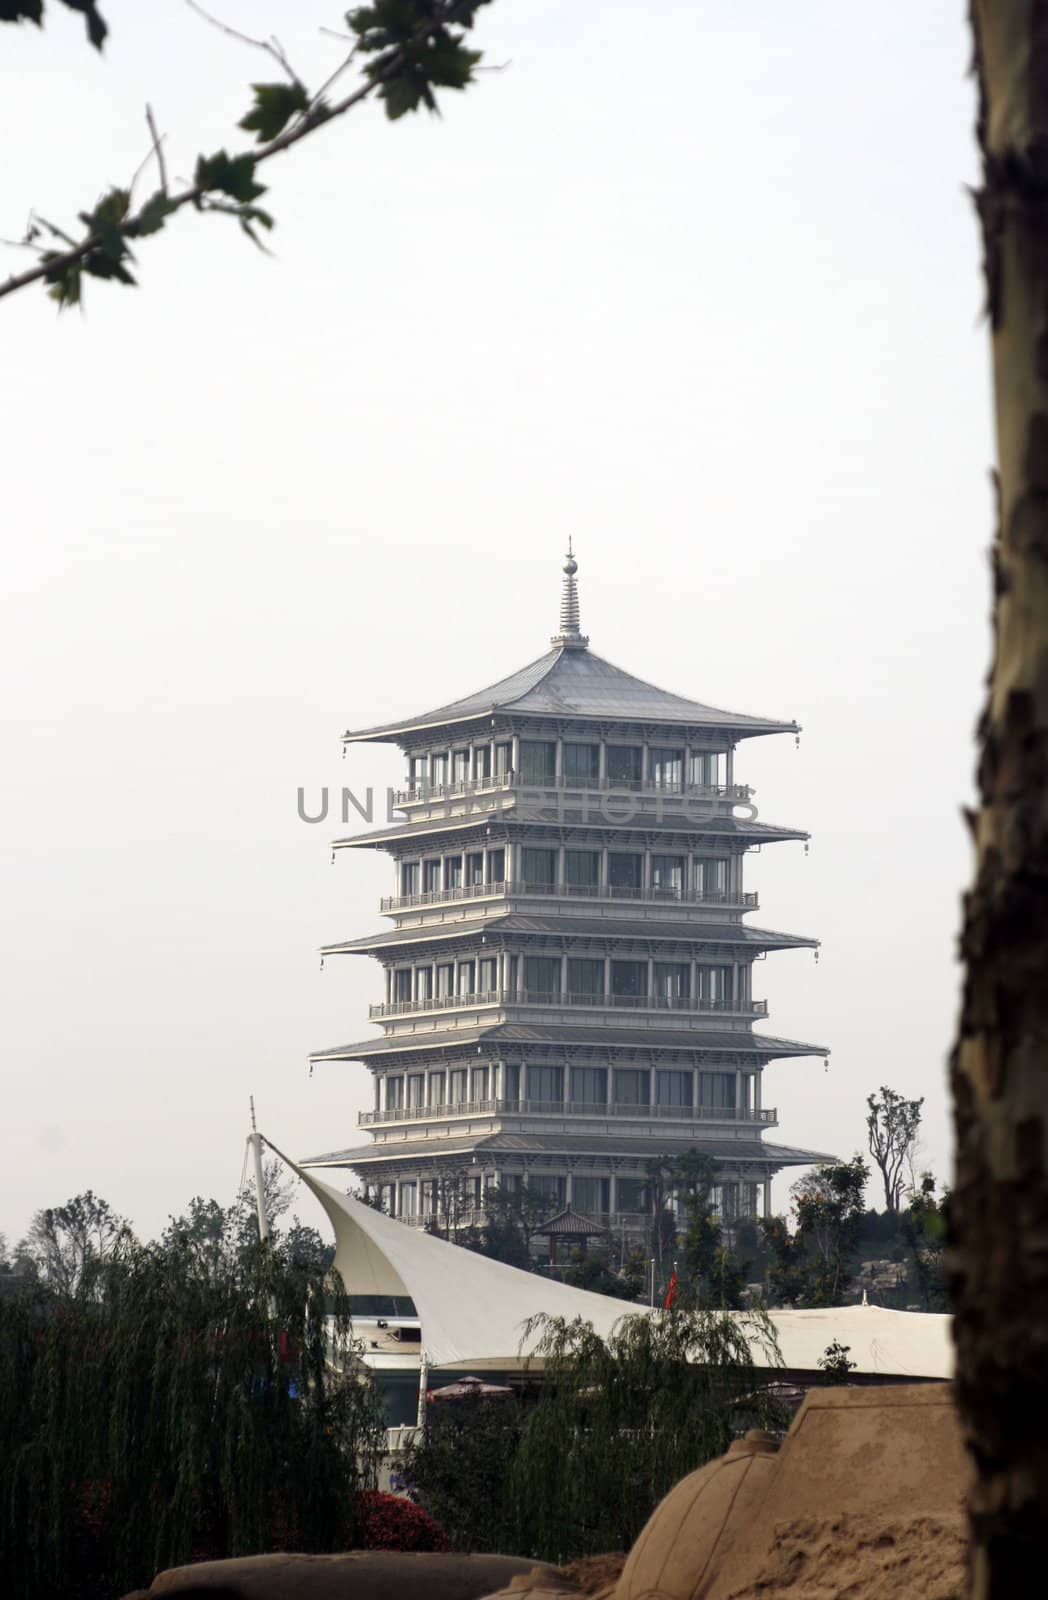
[304,552,828,1234]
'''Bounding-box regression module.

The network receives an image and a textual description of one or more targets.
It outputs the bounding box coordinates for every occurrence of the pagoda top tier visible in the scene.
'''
[344,549,798,746]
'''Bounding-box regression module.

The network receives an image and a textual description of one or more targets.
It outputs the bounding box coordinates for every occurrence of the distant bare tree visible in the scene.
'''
[23,1191,133,1295]
[866,1087,924,1212]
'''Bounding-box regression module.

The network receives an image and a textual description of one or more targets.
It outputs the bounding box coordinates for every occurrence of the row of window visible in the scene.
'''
[405,742,728,789]
[389,956,737,1005]
[381,1065,743,1111]
[376,1175,759,1220]
[397,850,733,898]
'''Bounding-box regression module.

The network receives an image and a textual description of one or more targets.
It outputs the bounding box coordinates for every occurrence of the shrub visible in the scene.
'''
[355,1490,449,1552]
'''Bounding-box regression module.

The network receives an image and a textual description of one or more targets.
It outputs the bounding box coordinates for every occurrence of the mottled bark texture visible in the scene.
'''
[950,5,1048,1596]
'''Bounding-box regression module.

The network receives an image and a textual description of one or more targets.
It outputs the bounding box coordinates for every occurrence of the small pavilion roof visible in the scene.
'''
[540,1205,608,1238]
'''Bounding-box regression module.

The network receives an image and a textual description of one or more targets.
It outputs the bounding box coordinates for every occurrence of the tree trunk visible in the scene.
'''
[950,6,1048,1594]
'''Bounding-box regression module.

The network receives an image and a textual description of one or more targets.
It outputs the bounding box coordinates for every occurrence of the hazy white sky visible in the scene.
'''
[1,1,990,1246]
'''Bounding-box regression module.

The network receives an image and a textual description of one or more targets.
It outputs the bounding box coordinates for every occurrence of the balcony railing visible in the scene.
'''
[369,988,767,1020]
[392,773,751,805]
[380,878,759,914]
[359,1099,778,1126]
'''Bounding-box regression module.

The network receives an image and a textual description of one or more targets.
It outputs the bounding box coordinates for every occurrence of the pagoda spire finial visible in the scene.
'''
[551,540,589,650]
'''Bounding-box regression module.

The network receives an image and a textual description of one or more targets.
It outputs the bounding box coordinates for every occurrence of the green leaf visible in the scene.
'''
[131,190,177,238]
[57,0,107,50]
[238,81,310,144]
[0,1,44,27]
[195,150,267,205]
[78,188,132,262]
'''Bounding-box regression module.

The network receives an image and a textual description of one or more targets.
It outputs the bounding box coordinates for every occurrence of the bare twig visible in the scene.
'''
[184,0,306,91]
[146,105,169,197]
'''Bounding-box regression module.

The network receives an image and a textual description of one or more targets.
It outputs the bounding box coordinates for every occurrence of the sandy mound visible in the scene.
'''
[722,1514,967,1600]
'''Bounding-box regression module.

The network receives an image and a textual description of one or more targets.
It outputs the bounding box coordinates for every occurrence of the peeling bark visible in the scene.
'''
[950,5,1048,1595]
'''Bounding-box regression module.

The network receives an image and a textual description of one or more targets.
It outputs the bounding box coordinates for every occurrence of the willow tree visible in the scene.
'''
[951,6,1048,1593]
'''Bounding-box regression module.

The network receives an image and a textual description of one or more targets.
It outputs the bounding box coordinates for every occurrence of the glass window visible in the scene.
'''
[567,958,603,996]
[570,1067,607,1105]
[653,962,690,1000]
[385,1075,404,1109]
[699,1072,736,1109]
[650,854,684,897]
[527,1065,563,1103]
[450,1069,468,1104]
[436,963,454,997]
[400,1182,417,1218]
[479,957,498,992]
[656,1070,692,1107]
[494,742,511,776]
[428,1071,446,1106]
[452,750,469,782]
[408,755,427,789]
[393,969,413,1002]
[521,846,557,887]
[503,1063,521,1103]
[519,740,556,784]
[528,1174,565,1205]
[524,956,561,996]
[562,742,599,784]
[606,745,642,783]
[423,859,441,894]
[615,1176,646,1212]
[407,1074,424,1107]
[444,855,463,889]
[564,849,600,888]
[649,748,684,788]
[614,1069,648,1106]
[474,746,491,779]
[608,853,642,892]
[431,752,448,786]
[486,847,505,883]
[689,751,725,787]
[470,1066,488,1101]
[466,852,485,885]
[572,1177,609,1215]
[700,858,730,897]
[416,967,433,1001]
[400,861,420,896]
[610,960,647,999]
[457,961,475,996]
[697,965,734,1002]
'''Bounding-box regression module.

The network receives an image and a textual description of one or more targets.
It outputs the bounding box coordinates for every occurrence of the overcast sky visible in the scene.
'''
[1,1,990,1246]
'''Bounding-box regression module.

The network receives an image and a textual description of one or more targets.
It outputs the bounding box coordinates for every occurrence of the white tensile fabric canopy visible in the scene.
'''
[277,1141,953,1379]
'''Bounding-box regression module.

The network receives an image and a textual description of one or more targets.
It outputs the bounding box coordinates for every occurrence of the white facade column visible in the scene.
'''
[648,1062,657,1110]
[565,1172,573,1204]
[558,844,566,886]
[642,848,651,895]
[511,733,520,776]
[560,952,568,998]
[735,1069,744,1117]
[754,1071,762,1113]
[606,1066,615,1110]
[603,954,611,999]
[554,738,563,781]
[563,1062,571,1110]
[598,741,607,783]
[646,957,655,1002]
[600,845,609,892]
[692,1065,700,1115]
[762,1178,771,1217]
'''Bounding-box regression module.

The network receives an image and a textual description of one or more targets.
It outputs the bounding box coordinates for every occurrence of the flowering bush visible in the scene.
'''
[354,1490,449,1552]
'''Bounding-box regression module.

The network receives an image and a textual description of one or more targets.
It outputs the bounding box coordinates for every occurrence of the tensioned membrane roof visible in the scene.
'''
[344,645,798,744]
[309,1023,828,1063]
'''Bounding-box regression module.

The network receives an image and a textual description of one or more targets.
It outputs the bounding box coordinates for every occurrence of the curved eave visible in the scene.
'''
[309,1025,829,1065]
[331,816,810,851]
[320,920,819,957]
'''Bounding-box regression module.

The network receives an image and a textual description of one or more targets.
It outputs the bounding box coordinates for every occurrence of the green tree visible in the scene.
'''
[818,1340,856,1385]
[866,1086,924,1213]
[403,1393,524,1553]
[472,1182,555,1267]
[901,1173,948,1313]
[791,1156,869,1306]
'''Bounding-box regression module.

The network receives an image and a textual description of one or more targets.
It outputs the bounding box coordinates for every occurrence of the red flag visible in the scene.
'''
[663,1270,679,1310]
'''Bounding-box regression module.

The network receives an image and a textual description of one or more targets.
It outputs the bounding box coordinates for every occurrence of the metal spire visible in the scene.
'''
[551,538,589,650]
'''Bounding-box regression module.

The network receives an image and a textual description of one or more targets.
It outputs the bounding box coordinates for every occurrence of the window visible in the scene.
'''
[562,742,599,784]
[614,1069,648,1106]
[479,957,498,993]
[486,848,505,883]
[608,853,642,893]
[567,957,603,997]
[470,1066,488,1101]
[466,852,484,885]
[393,969,413,1003]
[408,755,427,789]
[570,1067,607,1105]
[444,855,463,889]
[494,742,511,776]
[649,748,684,788]
[519,740,556,784]
[416,967,433,1001]
[606,745,642,783]
[474,746,491,779]
[697,965,734,1003]
[564,849,600,888]
[436,964,454,997]
[653,962,690,1000]
[699,1072,736,1110]
[689,751,725,787]
[457,961,475,996]
[528,1174,565,1205]
[573,1177,609,1215]
[524,955,561,996]
[650,854,684,897]
[449,1069,468,1104]
[423,858,441,894]
[452,749,469,782]
[700,858,730,897]
[615,1176,646,1212]
[656,1070,692,1108]
[400,861,420,896]
[527,1065,563,1103]
[428,1071,446,1106]
[407,1074,424,1107]
[399,1182,418,1218]
[521,846,557,887]
[610,960,647,1000]
[385,1076,404,1109]
[503,1063,521,1103]
[431,752,448,786]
